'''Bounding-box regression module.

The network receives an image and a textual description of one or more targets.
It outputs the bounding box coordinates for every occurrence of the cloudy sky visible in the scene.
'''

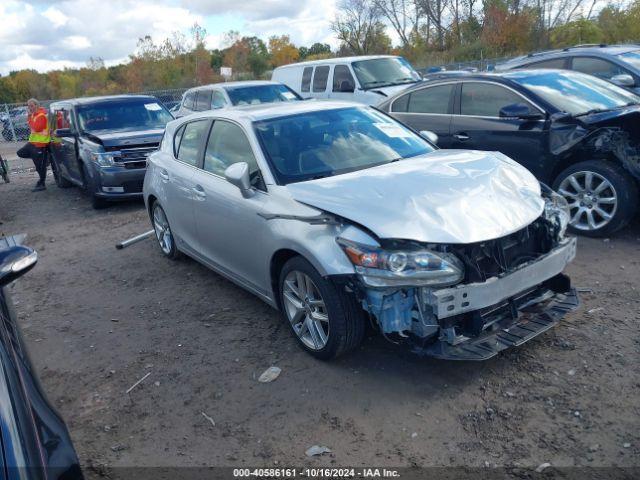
[0,0,340,75]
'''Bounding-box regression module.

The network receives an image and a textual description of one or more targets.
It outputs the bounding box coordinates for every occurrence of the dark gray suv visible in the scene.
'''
[496,44,640,94]
[49,95,173,208]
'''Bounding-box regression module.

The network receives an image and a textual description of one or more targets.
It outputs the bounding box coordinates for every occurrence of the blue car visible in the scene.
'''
[0,235,83,479]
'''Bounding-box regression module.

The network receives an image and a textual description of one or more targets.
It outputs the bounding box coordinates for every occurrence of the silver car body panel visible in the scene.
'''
[286,149,544,244]
[425,236,577,319]
[144,101,576,355]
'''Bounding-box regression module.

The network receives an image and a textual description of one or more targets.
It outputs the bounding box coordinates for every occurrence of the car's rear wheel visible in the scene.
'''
[152,202,180,259]
[279,256,365,360]
[553,160,638,237]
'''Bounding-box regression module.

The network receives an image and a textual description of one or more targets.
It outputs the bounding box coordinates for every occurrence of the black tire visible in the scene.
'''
[278,256,365,360]
[51,158,72,188]
[553,160,639,237]
[80,163,108,209]
[151,202,181,260]
[1,158,9,183]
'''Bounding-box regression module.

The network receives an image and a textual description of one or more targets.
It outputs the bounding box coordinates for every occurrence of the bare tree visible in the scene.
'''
[332,0,387,54]
[373,0,422,47]
[415,0,448,49]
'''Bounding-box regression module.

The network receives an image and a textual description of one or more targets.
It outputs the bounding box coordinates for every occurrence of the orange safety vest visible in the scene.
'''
[28,108,50,147]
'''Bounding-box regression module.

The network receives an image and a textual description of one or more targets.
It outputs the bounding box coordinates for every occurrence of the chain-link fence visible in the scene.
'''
[0,87,187,146]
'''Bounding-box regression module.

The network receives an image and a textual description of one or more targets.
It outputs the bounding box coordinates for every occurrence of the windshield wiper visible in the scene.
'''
[363,81,394,89]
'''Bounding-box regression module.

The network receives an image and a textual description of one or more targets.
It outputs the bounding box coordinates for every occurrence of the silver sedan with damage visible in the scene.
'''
[143,101,579,360]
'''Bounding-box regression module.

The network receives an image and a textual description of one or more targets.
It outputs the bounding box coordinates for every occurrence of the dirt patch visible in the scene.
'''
[1,167,639,477]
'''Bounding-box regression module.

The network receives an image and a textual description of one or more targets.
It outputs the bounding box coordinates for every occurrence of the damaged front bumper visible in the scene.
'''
[357,237,580,360]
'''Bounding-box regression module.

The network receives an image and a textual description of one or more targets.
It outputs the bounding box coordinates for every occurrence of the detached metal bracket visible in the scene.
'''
[257,213,341,225]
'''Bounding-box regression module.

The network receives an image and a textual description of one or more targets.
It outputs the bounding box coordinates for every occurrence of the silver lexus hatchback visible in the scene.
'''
[143,101,579,360]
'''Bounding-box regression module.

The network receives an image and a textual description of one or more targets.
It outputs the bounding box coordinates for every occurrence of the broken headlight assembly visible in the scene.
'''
[541,183,570,238]
[336,238,464,288]
[90,152,118,167]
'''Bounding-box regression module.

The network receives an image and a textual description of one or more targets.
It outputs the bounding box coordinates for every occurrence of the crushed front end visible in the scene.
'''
[336,192,580,360]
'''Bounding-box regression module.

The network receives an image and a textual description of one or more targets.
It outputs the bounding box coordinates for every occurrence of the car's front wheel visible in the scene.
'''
[152,202,180,259]
[279,256,365,360]
[553,160,638,237]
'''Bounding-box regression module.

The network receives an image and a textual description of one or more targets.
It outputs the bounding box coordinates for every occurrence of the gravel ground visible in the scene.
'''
[0,162,639,478]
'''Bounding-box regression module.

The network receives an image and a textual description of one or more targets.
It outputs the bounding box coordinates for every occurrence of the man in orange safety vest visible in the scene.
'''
[17,98,51,191]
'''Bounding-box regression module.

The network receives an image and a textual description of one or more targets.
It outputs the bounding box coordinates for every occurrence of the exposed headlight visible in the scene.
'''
[541,184,570,237]
[90,152,118,167]
[336,238,464,288]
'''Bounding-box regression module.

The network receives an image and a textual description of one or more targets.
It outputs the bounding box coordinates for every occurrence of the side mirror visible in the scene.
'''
[499,103,543,120]
[339,80,355,93]
[54,128,74,138]
[420,130,438,144]
[0,245,37,287]
[224,162,254,198]
[610,74,635,88]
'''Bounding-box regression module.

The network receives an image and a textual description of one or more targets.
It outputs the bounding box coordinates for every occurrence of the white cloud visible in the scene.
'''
[0,0,339,75]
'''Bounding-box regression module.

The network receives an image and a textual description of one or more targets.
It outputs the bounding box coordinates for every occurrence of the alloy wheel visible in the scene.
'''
[282,270,330,351]
[557,170,618,232]
[153,205,173,255]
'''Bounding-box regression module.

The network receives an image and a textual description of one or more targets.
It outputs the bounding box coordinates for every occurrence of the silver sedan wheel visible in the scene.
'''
[282,271,329,351]
[557,170,618,232]
[153,205,173,255]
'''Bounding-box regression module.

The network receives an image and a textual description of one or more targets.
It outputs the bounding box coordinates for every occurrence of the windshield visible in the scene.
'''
[507,70,640,115]
[254,107,435,184]
[618,50,640,70]
[77,100,173,132]
[225,84,302,106]
[352,57,420,90]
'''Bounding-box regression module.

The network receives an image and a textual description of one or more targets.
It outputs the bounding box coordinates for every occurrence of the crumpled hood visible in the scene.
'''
[83,128,164,148]
[286,150,544,244]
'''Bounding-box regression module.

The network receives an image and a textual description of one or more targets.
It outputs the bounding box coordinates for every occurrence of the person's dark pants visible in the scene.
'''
[17,143,47,184]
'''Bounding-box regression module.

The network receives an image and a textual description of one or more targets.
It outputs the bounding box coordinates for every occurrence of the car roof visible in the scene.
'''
[186,80,281,92]
[181,100,367,123]
[274,55,399,69]
[499,44,640,68]
[51,94,159,106]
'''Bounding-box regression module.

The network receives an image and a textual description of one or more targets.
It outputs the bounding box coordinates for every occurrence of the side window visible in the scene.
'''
[407,84,454,114]
[176,120,209,166]
[53,108,71,129]
[461,83,531,117]
[391,94,410,112]
[333,65,355,92]
[203,120,259,179]
[312,66,330,92]
[183,91,196,110]
[212,90,226,108]
[173,124,185,157]
[195,90,212,111]
[524,58,567,69]
[301,67,313,92]
[572,57,625,79]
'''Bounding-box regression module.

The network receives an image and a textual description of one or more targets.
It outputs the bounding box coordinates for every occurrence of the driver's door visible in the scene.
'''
[450,81,549,178]
[191,119,269,293]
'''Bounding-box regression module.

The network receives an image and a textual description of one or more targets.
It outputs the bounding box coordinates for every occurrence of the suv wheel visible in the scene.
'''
[279,256,365,360]
[553,160,638,237]
[152,202,180,259]
[80,163,107,209]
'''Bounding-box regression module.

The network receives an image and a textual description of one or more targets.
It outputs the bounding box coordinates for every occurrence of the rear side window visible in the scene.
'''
[333,65,356,91]
[195,90,212,111]
[203,120,259,177]
[391,94,410,112]
[461,83,527,117]
[301,67,313,92]
[173,124,185,156]
[523,58,567,69]
[212,90,226,108]
[176,120,209,166]
[183,91,196,110]
[572,57,626,79]
[407,84,454,114]
[313,66,330,92]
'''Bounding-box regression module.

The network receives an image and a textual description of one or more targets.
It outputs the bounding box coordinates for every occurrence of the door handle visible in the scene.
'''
[454,133,470,141]
[159,169,169,181]
[193,185,206,199]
